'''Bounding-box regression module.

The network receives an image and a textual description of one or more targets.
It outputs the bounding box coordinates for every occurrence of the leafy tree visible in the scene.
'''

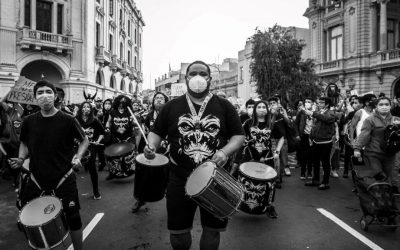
[250,24,321,106]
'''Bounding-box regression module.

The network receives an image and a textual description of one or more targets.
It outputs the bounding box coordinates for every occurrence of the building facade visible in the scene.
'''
[304,0,400,97]
[238,26,310,101]
[0,0,144,103]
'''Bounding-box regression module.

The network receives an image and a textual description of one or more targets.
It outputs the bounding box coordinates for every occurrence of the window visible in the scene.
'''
[36,0,52,32]
[129,83,133,93]
[96,71,102,85]
[134,56,137,69]
[109,0,114,17]
[120,42,123,59]
[240,66,243,82]
[110,75,116,89]
[120,79,126,91]
[139,60,141,71]
[109,34,113,53]
[119,8,123,26]
[328,26,343,61]
[128,50,131,65]
[25,0,31,27]
[388,20,396,50]
[134,28,137,44]
[57,4,63,34]
[128,20,131,37]
[139,33,142,48]
[96,22,100,47]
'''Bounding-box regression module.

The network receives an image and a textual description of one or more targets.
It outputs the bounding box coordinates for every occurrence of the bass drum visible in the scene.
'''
[19,196,72,249]
[104,142,136,178]
[238,162,277,215]
[134,154,169,202]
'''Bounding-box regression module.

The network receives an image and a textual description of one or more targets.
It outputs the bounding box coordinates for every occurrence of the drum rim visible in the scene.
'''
[19,196,63,227]
[239,163,277,181]
[28,230,71,250]
[185,161,217,197]
[104,142,135,157]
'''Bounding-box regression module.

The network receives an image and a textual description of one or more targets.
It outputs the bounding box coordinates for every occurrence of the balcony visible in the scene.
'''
[374,49,400,69]
[18,28,73,53]
[327,1,342,13]
[317,59,344,75]
[95,46,111,65]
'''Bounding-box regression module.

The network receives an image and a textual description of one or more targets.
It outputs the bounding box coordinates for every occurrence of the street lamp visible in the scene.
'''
[208,64,221,93]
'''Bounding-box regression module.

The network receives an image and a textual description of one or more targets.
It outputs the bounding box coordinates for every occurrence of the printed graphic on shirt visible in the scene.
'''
[249,127,271,154]
[113,116,129,134]
[178,113,220,164]
[83,127,95,140]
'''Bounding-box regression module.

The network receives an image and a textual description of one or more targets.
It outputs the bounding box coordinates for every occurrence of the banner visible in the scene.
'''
[170,83,187,96]
[7,76,37,105]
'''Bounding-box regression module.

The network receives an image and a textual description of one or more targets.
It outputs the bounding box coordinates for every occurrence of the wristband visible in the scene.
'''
[218,149,228,158]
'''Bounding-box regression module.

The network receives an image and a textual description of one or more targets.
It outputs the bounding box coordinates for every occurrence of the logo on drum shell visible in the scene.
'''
[43,204,56,215]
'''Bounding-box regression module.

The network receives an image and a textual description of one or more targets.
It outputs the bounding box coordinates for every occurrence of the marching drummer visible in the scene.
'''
[105,95,141,180]
[239,100,285,218]
[144,61,245,250]
[9,80,89,250]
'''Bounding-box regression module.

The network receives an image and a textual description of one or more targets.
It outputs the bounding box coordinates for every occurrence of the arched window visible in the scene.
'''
[110,74,116,89]
[120,79,126,92]
[95,70,102,85]
[129,83,133,93]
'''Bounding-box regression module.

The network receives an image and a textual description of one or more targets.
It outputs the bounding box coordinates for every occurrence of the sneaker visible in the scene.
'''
[93,194,102,200]
[266,206,278,219]
[318,183,330,190]
[300,174,306,180]
[131,200,146,213]
[284,167,291,176]
[330,170,339,178]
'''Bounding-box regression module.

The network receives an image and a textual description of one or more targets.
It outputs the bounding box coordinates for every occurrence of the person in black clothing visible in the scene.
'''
[241,100,285,218]
[97,98,113,170]
[240,98,255,124]
[9,80,89,250]
[144,61,245,250]
[131,91,170,213]
[76,101,104,199]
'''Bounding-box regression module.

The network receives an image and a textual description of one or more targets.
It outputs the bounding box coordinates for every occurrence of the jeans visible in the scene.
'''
[312,142,332,184]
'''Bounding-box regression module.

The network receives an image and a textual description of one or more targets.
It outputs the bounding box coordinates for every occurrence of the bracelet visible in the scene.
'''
[218,149,228,158]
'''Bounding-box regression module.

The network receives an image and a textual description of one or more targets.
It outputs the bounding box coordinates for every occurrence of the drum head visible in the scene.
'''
[185,161,216,196]
[104,142,135,157]
[239,162,277,180]
[20,196,62,226]
[136,153,169,166]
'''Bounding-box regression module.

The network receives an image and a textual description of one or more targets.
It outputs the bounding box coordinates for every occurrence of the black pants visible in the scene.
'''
[312,142,332,184]
[343,144,353,174]
[84,146,99,196]
[298,134,312,176]
[2,144,20,186]
[96,144,106,170]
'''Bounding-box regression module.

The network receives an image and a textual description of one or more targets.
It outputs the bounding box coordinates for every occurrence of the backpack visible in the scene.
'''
[383,122,400,155]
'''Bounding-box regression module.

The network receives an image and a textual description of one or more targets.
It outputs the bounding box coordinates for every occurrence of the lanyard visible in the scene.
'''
[185,93,213,129]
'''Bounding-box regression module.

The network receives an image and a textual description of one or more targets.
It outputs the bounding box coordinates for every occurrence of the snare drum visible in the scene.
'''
[238,162,277,215]
[104,142,136,178]
[19,196,72,249]
[185,161,244,219]
[134,153,169,202]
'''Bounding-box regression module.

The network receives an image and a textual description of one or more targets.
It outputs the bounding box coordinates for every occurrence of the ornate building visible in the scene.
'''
[0,0,144,103]
[304,0,400,97]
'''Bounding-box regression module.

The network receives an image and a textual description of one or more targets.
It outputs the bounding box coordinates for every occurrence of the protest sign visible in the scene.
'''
[7,76,37,105]
[170,83,187,96]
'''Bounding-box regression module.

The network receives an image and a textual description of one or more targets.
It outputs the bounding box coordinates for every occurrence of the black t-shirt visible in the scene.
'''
[240,113,251,124]
[242,116,285,161]
[110,110,138,141]
[152,95,244,173]
[78,118,105,142]
[20,111,85,189]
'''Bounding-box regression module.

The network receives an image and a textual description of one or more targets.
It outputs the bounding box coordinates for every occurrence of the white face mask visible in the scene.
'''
[305,103,312,110]
[377,106,390,114]
[247,108,253,116]
[188,75,208,94]
[37,93,55,111]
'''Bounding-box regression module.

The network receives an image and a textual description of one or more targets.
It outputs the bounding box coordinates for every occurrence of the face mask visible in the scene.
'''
[377,106,390,114]
[256,110,268,117]
[187,75,209,98]
[247,108,253,117]
[37,94,55,111]
[83,107,91,115]
[118,107,124,114]
[104,104,111,110]
[305,103,312,110]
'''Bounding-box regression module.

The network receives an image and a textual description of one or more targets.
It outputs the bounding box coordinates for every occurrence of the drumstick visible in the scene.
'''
[127,107,150,146]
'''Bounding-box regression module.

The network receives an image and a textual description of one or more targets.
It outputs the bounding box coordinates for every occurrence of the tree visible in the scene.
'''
[250,24,321,106]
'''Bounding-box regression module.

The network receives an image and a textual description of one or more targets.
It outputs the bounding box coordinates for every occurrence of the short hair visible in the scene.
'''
[361,94,376,105]
[186,61,211,76]
[294,99,303,107]
[304,97,314,103]
[376,96,391,105]
[349,95,358,101]
[267,97,279,103]
[245,99,256,108]
[33,80,57,97]
[318,97,332,107]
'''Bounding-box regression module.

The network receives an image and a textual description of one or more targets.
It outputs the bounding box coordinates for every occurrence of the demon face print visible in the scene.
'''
[249,126,271,154]
[178,114,220,164]
[83,127,95,140]
[239,176,274,214]
[113,116,129,134]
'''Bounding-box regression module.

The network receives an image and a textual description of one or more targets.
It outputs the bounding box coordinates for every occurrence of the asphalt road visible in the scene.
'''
[1,167,399,250]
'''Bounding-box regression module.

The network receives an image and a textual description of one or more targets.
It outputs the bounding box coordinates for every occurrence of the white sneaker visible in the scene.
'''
[284,168,291,176]
[330,170,339,178]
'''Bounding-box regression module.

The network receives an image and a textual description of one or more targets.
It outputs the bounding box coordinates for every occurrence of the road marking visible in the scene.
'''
[67,213,104,250]
[317,208,383,250]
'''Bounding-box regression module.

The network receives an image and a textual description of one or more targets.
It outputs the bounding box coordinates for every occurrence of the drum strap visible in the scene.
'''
[185,93,213,126]
[30,168,74,193]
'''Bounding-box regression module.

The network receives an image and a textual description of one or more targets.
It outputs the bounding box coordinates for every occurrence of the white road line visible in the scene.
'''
[67,213,104,250]
[317,208,383,250]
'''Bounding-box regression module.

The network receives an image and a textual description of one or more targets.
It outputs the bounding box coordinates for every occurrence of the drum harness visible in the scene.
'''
[29,168,74,196]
